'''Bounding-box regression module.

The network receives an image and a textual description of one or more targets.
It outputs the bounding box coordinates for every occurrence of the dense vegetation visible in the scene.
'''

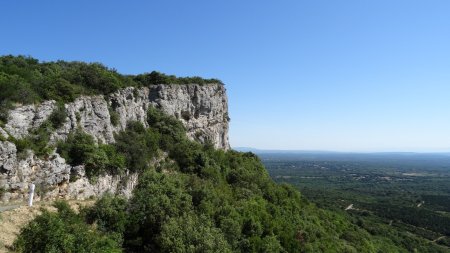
[0,55,221,125]
[14,201,122,253]
[56,129,127,179]
[7,56,447,252]
[13,107,418,252]
[263,153,450,252]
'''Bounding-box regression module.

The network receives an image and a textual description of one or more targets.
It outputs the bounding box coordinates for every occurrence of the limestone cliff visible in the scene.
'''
[0,83,229,203]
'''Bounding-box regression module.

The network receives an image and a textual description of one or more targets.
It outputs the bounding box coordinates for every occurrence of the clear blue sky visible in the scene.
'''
[1,1,450,152]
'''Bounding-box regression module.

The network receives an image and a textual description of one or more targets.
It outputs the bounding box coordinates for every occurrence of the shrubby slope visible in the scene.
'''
[14,108,415,252]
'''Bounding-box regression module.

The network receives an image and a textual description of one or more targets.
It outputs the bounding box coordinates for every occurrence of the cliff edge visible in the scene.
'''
[0,83,229,203]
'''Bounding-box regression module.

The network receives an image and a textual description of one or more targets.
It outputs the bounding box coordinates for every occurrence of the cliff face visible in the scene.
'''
[0,83,229,203]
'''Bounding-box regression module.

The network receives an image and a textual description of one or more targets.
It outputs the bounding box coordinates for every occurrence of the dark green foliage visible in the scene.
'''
[146,106,186,149]
[436,237,450,247]
[71,63,123,95]
[84,195,128,236]
[16,106,425,252]
[0,55,222,108]
[5,55,423,252]
[57,129,97,166]
[36,77,83,103]
[159,214,232,252]
[109,107,120,126]
[0,101,11,125]
[13,201,121,253]
[57,130,125,178]
[113,122,159,172]
[125,171,194,251]
[370,204,450,235]
[0,71,39,105]
[48,103,67,129]
[134,71,222,86]
[76,107,408,252]
[264,154,450,252]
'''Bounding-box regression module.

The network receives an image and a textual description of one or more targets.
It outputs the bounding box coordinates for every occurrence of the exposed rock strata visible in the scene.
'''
[4,100,56,139]
[0,83,229,203]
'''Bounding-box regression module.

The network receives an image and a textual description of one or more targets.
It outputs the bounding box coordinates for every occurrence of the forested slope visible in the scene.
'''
[1,56,444,252]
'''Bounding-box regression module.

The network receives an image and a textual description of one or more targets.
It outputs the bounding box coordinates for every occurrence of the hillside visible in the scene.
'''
[0,56,443,252]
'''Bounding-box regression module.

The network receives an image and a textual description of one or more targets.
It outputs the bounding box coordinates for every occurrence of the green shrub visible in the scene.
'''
[0,55,222,107]
[85,144,126,179]
[134,71,222,86]
[57,130,125,179]
[48,103,67,129]
[0,72,39,105]
[15,101,409,252]
[13,201,121,253]
[57,129,97,166]
[84,195,128,236]
[159,214,232,252]
[125,171,193,251]
[10,105,412,253]
[113,121,159,172]
[36,77,83,103]
[109,107,120,126]
[0,101,13,125]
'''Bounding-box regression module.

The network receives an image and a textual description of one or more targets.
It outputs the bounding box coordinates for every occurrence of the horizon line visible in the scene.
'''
[232,147,450,154]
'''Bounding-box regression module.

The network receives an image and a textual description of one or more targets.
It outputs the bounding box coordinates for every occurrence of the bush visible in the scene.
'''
[15,105,408,253]
[113,121,159,172]
[0,100,13,124]
[57,129,97,166]
[48,104,67,129]
[13,201,121,253]
[109,107,120,126]
[134,71,222,86]
[36,77,83,103]
[159,214,232,252]
[125,171,193,251]
[0,55,222,107]
[84,195,128,235]
[0,72,39,105]
[57,130,125,179]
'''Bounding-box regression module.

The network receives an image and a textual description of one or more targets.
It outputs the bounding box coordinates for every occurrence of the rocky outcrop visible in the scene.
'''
[67,168,139,200]
[0,142,138,203]
[0,83,229,203]
[50,96,115,144]
[0,142,71,202]
[109,84,230,149]
[0,141,17,173]
[48,84,230,149]
[4,100,56,139]
[148,84,229,150]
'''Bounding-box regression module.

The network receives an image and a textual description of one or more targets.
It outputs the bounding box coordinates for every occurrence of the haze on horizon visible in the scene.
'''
[1,1,449,152]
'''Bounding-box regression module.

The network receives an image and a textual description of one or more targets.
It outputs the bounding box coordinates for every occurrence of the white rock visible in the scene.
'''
[0,127,8,139]
[0,83,230,203]
[4,100,56,139]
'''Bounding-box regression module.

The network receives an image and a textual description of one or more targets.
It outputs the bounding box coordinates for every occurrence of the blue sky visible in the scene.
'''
[1,1,450,151]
